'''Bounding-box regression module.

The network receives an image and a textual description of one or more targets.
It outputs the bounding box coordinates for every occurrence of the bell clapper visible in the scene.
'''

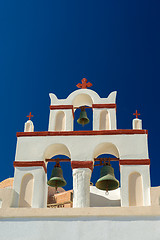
[105,185,109,195]
[55,181,58,193]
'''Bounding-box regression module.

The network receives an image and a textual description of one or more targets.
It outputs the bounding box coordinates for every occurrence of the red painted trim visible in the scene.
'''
[119,159,150,165]
[50,105,73,110]
[16,129,148,137]
[92,104,116,109]
[50,105,74,119]
[71,161,93,171]
[13,161,47,173]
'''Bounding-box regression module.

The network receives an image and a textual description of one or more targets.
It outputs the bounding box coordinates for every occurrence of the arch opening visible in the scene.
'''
[19,173,34,207]
[93,142,120,159]
[91,153,120,188]
[44,143,71,160]
[92,142,120,189]
[74,106,93,131]
[128,172,143,206]
[72,94,93,131]
[44,144,72,206]
[72,93,93,108]
[47,155,73,207]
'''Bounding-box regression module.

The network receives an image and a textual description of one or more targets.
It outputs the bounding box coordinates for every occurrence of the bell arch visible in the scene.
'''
[92,142,120,190]
[99,110,110,130]
[19,173,34,207]
[44,143,71,160]
[55,111,65,131]
[44,143,72,196]
[93,142,120,159]
[72,93,93,108]
[128,172,143,206]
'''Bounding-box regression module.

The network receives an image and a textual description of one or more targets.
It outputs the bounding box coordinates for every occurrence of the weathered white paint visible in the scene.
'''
[120,165,151,207]
[73,168,91,208]
[0,215,160,240]
[133,118,142,129]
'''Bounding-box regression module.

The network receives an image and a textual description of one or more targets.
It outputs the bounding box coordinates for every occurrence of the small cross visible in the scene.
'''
[27,112,34,120]
[76,78,93,89]
[133,110,140,119]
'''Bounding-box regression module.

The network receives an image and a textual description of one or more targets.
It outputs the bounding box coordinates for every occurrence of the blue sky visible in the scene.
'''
[0,0,160,190]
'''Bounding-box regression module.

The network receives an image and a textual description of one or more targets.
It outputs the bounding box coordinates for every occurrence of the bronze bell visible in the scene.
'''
[77,107,90,126]
[96,163,119,191]
[47,163,67,191]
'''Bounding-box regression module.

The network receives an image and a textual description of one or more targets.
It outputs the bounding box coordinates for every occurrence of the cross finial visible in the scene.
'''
[27,112,34,120]
[76,78,93,89]
[133,110,140,119]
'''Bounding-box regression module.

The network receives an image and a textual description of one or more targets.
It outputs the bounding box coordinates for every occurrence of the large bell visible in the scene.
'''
[77,107,90,126]
[47,165,67,190]
[96,163,119,191]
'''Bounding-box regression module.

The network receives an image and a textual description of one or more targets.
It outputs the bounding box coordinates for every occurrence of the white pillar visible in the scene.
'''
[24,120,34,132]
[72,168,92,208]
[132,118,142,129]
[32,169,48,208]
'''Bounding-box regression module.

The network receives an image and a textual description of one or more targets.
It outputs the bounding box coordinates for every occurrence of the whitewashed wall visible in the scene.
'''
[0,216,160,240]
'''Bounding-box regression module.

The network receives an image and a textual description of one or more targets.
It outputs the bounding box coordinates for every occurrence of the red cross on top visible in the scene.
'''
[133,110,140,119]
[27,112,34,120]
[76,78,93,89]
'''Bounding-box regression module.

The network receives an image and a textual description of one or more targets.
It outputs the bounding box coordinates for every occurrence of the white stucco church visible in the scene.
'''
[0,78,160,240]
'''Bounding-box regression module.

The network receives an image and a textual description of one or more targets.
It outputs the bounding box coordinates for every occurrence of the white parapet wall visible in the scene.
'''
[0,207,160,240]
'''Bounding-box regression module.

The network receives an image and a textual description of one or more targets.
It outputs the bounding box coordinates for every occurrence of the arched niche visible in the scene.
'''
[19,173,34,207]
[93,142,119,159]
[128,172,143,206]
[99,110,110,130]
[55,111,65,131]
[72,93,93,108]
[44,143,71,160]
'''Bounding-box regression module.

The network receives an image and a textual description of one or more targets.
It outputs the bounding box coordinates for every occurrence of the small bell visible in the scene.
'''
[47,163,67,191]
[77,107,90,126]
[96,163,119,191]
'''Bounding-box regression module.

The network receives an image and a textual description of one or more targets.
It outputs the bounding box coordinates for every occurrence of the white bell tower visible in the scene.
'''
[12,78,151,208]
